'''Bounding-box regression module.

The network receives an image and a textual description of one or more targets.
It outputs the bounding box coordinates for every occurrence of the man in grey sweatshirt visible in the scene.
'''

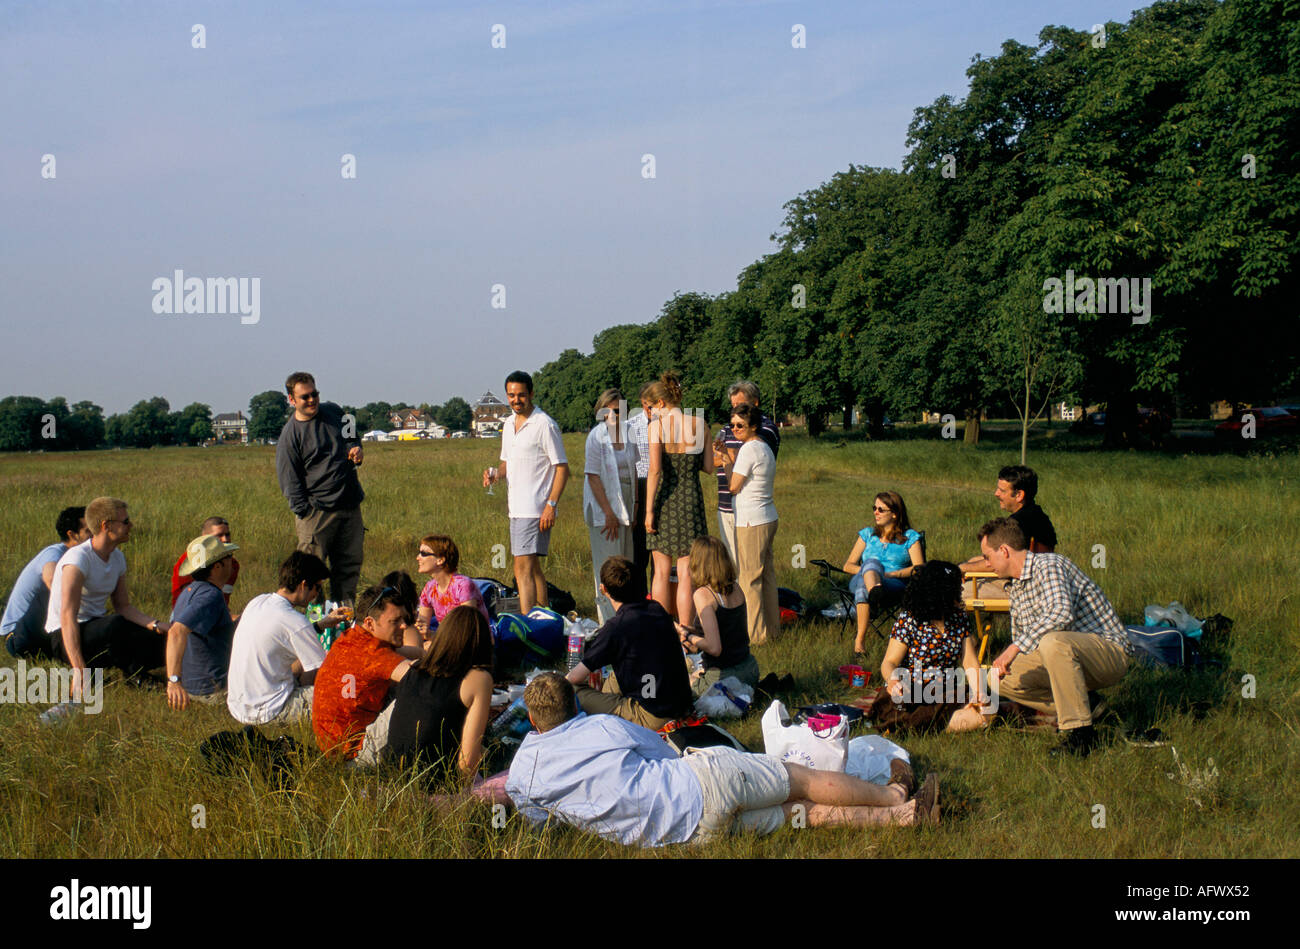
[276,371,365,602]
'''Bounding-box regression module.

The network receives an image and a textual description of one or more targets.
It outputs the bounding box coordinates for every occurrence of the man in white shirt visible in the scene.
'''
[46,497,171,690]
[506,673,938,847]
[226,551,331,725]
[483,370,569,613]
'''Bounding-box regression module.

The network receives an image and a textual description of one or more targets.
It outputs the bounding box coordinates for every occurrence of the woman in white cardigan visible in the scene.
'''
[584,388,641,622]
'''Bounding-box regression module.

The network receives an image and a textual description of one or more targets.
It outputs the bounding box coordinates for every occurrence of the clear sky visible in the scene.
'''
[0,0,1141,415]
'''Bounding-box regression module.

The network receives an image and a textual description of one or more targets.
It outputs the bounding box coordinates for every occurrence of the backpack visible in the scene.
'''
[1126,625,1202,669]
[472,577,512,620]
[659,717,750,756]
[199,726,302,787]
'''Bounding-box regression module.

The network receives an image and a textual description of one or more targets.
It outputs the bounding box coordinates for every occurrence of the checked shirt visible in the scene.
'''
[1007,552,1134,655]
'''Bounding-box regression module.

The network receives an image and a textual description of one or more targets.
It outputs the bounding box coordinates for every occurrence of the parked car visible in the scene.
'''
[1214,406,1298,438]
[451,430,471,439]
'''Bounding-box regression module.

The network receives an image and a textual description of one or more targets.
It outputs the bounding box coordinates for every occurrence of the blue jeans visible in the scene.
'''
[849,559,905,604]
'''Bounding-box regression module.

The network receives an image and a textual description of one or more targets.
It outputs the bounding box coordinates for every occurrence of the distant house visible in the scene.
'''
[473,392,511,434]
[214,411,249,444]
[1053,402,1084,422]
[388,408,430,431]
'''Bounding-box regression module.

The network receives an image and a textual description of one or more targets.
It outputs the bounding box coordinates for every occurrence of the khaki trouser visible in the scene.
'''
[295,506,364,602]
[997,631,1130,730]
[574,670,676,731]
[717,509,739,569]
[735,520,780,645]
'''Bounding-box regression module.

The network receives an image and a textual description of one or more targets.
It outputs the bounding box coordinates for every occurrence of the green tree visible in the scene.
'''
[248,390,289,441]
[172,403,213,445]
[434,397,472,432]
[0,396,47,452]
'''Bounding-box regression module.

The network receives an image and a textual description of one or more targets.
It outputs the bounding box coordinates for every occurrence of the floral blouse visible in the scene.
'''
[418,575,491,626]
[890,609,971,689]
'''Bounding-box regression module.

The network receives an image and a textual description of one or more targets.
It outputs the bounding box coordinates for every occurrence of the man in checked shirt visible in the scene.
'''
[978,517,1134,756]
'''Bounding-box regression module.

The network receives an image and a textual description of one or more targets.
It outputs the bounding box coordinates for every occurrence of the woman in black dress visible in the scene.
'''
[383,605,494,786]
[643,370,713,631]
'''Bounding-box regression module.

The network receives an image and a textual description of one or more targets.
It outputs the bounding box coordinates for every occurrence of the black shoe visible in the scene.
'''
[1050,724,1100,758]
[1087,691,1110,721]
[778,673,795,692]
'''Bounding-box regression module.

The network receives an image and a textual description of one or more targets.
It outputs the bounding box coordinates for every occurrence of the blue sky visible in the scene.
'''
[0,0,1141,415]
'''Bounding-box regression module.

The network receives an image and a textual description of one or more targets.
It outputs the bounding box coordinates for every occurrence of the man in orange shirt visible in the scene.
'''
[172,516,241,615]
[312,585,421,762]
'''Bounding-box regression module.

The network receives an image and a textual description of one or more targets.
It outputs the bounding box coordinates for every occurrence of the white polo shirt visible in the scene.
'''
[500,407,567,519]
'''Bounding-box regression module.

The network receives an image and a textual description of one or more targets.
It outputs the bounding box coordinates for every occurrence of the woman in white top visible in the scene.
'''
[583,388,640,622]
[717,402,779,645]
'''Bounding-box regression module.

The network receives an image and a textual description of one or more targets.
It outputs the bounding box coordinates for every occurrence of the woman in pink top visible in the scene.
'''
[405,534,491,649]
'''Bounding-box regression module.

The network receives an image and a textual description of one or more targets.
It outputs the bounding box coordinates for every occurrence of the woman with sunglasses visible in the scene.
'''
[717,403,780,645]
[383,605,495,788]
[843,490,924,656]
[407,535,490,649]
[583,388,640,623]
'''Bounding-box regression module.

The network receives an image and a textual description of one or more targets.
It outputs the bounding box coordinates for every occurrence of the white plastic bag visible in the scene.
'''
[1144,601,1203,637]
[845,735,910,785]
[693,676,754,719]
[761,700,849,771]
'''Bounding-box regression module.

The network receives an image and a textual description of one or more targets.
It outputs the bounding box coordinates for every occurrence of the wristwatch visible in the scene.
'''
[168,675,180,684]
[150,620,164,633]
[546,500,558,509]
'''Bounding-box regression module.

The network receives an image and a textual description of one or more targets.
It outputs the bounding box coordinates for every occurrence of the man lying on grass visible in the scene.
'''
[506,672,939,847]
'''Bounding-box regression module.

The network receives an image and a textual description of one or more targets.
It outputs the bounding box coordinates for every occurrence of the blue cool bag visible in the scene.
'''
[495,607,566,667]
[1126,624,1201,668]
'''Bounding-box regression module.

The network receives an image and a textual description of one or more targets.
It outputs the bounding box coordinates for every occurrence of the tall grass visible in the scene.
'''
[1,428,1296,857]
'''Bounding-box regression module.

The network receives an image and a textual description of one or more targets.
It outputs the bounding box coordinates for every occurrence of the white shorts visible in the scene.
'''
[682,747,790,841]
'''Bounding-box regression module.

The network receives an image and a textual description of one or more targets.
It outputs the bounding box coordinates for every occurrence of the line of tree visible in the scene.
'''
[0,391,479,451]
[532,0,1298,449]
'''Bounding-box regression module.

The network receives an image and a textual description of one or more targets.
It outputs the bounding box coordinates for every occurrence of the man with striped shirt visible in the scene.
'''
[978,517,1133,756]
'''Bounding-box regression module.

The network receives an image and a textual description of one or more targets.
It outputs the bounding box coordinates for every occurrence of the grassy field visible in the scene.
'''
[1,425,1297,858]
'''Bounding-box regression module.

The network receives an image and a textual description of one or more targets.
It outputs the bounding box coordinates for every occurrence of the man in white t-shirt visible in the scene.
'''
[226,551,331,725]
[482,370,569,614]
[46,497,171,688]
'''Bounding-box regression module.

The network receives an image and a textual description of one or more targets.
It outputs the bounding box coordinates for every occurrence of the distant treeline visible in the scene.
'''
[0,393,475,452]
[532,0,1298,441]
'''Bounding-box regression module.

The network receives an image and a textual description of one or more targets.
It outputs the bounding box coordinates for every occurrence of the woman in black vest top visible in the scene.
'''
[383,605,494,787]
[681,537,760,696]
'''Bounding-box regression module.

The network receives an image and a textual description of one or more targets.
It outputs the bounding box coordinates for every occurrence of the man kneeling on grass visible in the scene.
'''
[226,552,333,726]
[506,672,939,847]
[312,584,423,764]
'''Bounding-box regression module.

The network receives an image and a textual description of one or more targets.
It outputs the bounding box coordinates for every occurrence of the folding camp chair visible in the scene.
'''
[961,570,1007,663]
[810,531,926,641]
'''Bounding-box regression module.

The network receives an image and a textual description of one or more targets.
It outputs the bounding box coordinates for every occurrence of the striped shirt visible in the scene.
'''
[626,411,651,479]
[1007,552,1133,655]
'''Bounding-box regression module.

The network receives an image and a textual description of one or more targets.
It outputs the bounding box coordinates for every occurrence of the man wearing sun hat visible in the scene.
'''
[165,533,241,710]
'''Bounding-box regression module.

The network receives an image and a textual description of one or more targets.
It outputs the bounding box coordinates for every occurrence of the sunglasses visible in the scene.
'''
[872,505,892,513]
[417,549,435,557]
[297,390,320,401]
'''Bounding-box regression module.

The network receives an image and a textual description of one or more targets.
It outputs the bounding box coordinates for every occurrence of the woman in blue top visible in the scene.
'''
[842,490,924,656]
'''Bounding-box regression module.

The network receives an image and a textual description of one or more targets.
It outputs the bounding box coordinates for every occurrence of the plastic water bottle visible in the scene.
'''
[566,615,585,672]
[40,703,76,725]
[489,696,529,737]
